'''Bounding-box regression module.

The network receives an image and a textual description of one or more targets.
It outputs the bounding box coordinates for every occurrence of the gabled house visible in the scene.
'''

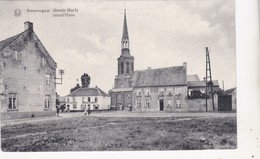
[0,21,57,119]
[131,64,188,111]
[66,86,110,111]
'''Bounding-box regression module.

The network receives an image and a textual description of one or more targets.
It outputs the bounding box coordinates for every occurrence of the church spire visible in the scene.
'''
[121,9,129,50]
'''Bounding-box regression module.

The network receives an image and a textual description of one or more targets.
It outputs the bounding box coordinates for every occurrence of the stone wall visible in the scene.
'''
[0,29,56,114]
[186,94,218,112]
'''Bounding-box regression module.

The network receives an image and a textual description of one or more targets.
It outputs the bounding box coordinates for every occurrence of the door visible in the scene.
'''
[218,95,232,111]
[159,99,164,111]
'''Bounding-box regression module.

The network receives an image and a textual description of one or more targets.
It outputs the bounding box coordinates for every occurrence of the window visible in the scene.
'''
[145,89,150,96]
[136,90,142,97]
[126,62,130,74]
[175,87,182,95]
[131,62,134,71]
[167,100,172,107]
[45,74,51,85]
[73,104,77,109]
[137,100,141,107]
[8,93,17,110]
[15,51,21,61]
[88,97,91,102]
[94,105,99,110]
[159,88,164,96]
[44,95,50,109]
[121,62,124,74]
[167,88,172,95]
[145,100,150,108]
[176,100,181,108]
[42,57,46,66]
[95,97,98,102]
[67,97,70,102]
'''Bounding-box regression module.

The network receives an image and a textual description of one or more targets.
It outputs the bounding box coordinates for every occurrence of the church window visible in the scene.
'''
[126,62,130,73]
[121,62,124,74]
[131,62,134,71]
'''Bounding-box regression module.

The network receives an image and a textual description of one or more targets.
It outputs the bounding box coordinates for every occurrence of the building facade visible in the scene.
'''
[110,10,189,112]
[66,86,110,111]
[0,21,57,119]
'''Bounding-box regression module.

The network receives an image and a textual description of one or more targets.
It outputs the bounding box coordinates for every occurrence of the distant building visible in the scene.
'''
[222,87,236,111]
[0,21,57,119]
[110,10,188,111]
[66,86,110,111]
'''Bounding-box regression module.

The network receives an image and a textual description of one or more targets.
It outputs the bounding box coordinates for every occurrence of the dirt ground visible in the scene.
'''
[1,112,237,151]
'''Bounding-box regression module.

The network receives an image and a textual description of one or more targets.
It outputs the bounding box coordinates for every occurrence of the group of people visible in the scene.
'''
[56,106,91,117]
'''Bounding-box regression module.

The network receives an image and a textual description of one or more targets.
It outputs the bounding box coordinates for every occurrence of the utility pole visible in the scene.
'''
[222,80,225,91]
[205,47,215,111]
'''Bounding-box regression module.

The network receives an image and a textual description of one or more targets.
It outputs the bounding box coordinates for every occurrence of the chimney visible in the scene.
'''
[24,21,33,31]
[183,62,187,69]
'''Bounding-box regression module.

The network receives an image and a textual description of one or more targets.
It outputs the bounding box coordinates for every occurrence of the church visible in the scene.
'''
[109,10,189,112]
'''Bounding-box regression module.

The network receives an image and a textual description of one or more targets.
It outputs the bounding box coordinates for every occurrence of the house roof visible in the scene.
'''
[187,74,200,81]
[66,86,109,97]
[187,80,219,87]
[0,31,26,52]
[0,22,57,69]
[223,87,236,95]
[132,66,186,87]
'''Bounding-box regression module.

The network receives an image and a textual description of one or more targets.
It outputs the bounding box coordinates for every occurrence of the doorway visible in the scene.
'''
[159,99,164,111]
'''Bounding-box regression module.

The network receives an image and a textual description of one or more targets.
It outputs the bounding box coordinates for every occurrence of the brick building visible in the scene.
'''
[0,21,57,119]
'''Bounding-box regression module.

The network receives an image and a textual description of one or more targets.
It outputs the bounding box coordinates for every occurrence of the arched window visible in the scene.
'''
[121,62,124,74]
[131,62,134,71]
[126,62,130,74]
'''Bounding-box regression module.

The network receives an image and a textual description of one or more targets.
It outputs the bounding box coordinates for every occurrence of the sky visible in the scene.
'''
[0,0,236,96]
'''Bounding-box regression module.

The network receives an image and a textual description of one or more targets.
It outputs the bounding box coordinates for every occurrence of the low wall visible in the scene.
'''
[1,111,56,120]
[187,98,218,112]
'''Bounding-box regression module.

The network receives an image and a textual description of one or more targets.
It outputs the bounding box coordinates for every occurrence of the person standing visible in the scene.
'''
[87,106,91,115]
[56,106,59,117]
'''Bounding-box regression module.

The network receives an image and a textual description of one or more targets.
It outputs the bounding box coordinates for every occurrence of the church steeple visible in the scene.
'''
[117,8,134,76]
[121,9,129,50]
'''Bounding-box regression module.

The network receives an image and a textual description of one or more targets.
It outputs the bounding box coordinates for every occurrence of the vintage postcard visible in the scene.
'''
[0,0,258,158]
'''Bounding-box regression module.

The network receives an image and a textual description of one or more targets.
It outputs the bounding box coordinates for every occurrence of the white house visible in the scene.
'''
[66,86,110,111]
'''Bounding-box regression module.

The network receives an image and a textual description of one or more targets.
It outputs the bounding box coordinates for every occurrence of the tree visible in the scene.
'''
[70,83,80,93]
[81,73,91,88]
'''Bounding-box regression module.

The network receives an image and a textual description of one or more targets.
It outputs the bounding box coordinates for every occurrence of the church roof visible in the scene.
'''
[67,86,109,97]
[122,9,129,40]
[132,66,187,87]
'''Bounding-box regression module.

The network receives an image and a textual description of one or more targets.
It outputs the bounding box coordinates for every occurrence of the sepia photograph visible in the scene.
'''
[0,0,258,157]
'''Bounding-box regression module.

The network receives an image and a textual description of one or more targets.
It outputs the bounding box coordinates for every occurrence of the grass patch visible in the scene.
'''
[1,116,236,151]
